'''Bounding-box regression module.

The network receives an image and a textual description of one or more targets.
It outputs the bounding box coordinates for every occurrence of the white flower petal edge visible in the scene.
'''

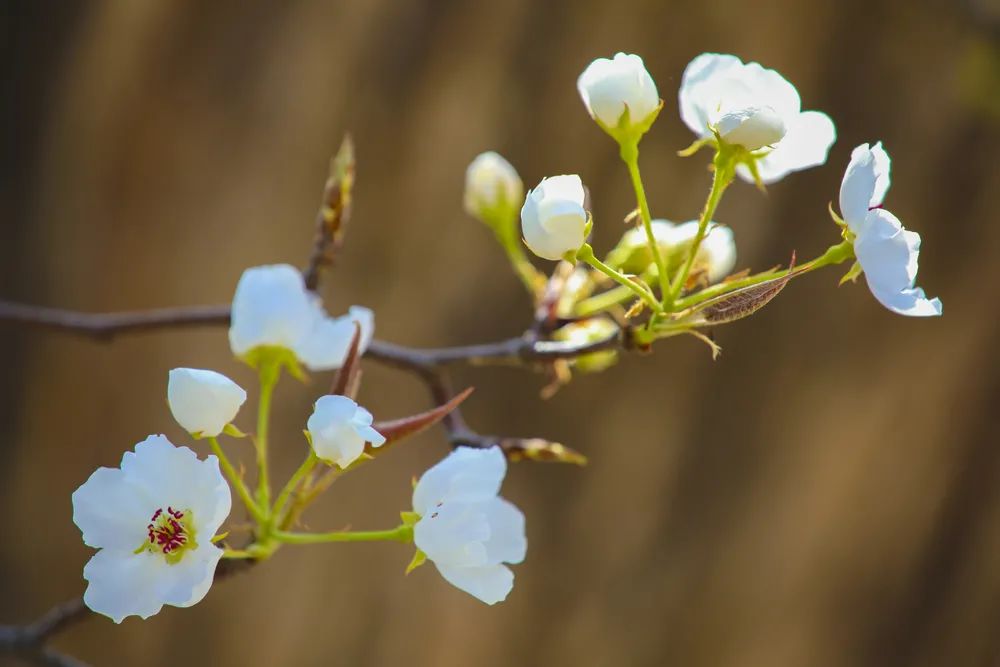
[412,447,526,605]
[72,435,232,622]
[838,143,941,317]
[521,175,588,261]
[306,395,386,469]
[679,52,836,183]
[577,53,659,130]
[228,264,375,370]
[167,368,247,437]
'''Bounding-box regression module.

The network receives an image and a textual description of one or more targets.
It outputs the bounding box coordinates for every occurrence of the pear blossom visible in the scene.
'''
[306,395,386,468]
[608,219,736,282]
[679,52,836,183]
[71,435,231,623]
[577,53,660,135]
[464,152,523,222]
[167,368,246,437]
[521,175,588,260]
[228,264,374,370]
[412,447,526,605]
[838,143,942,316]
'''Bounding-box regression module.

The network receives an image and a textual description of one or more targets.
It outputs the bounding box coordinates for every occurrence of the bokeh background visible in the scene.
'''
[3,1,1000,665]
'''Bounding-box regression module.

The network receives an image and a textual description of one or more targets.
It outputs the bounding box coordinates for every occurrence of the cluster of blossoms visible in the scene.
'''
[73,264,525,622]
[70,49,941,627]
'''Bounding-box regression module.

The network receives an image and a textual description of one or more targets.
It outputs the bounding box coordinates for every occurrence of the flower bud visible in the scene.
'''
[307,395,385,469]
[715,106,787,150]
[606,219,736,283]
[520,175,588,261]
[167,368,247,437]
[464,152,523,223]
[577,53,660,136]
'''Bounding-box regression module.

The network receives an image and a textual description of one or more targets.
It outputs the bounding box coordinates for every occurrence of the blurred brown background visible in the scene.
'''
[3,1,1000,666]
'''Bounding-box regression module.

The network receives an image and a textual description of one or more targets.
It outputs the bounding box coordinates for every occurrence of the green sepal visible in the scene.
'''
[241,346,305,383]
[212,531,230,543]
[223,423,247,439]
[839,260,864,286]
[828,201,847,228]
[399,511,421,527]
[594,100,663,146]
[677,137,713,157]
[404,549,427,575]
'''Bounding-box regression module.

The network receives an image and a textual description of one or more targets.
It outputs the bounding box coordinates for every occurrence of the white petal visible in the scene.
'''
[167,368,246,437]
[356,424,386,447]
[154,543,223,608]
[412,446,506,516]
[295,305,374,371]
[679,53,745,136]
[433,563,515,605]
[228,264,314,356]
[121,435,232,537]
[83,549,165,623]
[483,497,527,565]
[72,467,157,550]
[855,209,942,317]
[741,61,801,120]
[869,141,892,206]
[700,223,737,282]
[414,501,491,567]
[741,111,836,185]
[839,143,879,232]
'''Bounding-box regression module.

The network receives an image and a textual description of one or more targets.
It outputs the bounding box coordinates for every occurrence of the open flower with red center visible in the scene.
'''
[71,435,232,622]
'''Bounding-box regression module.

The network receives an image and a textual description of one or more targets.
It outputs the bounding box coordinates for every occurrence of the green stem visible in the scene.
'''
[620,140,670,304]
[492,222,545,299]
[255,360,280,513]
[576,244,662,314]
[674,239,855,311]
[669,148,736,305]
[574,267,658,316]
[222,548,256,559]
[208,436,266,524]
[273,525,413,545]
[272,451,318,523]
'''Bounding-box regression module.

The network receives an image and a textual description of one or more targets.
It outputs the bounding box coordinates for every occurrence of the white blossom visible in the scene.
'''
[464,152,523,221]
[521,175,588,260]
[412,447,526,605]
[167,368,246,437]
[306,395,385,468]
[71,435,231,623]
[679,52,836,183]
[228,264,373,370]
[577,53,660,132]
[839,143,942,316]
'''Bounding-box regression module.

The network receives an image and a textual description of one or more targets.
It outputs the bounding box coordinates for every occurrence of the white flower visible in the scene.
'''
[412,447,526,605]
[228,264,374,371]
[679,53,836,183]
[167,368,246,437]
[577,53,660,134]
[521,175,588,260]
[464,152,523,221]
[306,395,386,468]
[611,219,736,282]
[71,435,232,623]
[838,143,942,317]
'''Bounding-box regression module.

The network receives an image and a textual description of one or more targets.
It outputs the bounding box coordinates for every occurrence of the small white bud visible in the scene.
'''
[464,152,523,222]
[577,53,659,133]
[307,395,385,469]
[715,106,787,150]
[520,175,588,261]
[167,368,247,437]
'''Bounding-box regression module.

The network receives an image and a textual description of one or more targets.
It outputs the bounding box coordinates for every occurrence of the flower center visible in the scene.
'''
[135,506,197,564]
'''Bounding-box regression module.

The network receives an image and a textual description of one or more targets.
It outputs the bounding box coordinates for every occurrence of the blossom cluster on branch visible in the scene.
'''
[1,49,943,666]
